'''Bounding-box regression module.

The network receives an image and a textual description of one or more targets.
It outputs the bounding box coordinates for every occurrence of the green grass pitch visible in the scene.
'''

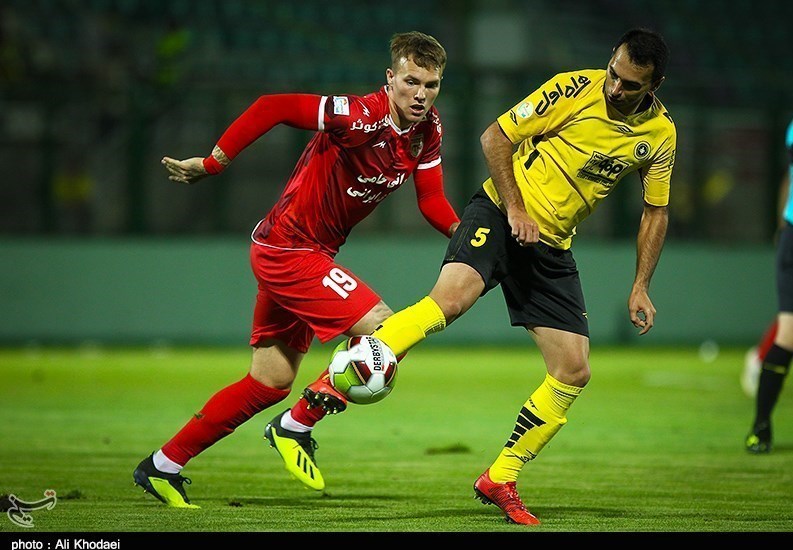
[0,344,791,535]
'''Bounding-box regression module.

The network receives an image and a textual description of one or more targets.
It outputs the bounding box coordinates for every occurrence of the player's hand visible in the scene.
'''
[506,207,539,246]
[161,156,209,185]
[628,287,656,335]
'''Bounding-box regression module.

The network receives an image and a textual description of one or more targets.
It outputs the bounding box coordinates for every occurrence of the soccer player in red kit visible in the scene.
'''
[132,31,459,507]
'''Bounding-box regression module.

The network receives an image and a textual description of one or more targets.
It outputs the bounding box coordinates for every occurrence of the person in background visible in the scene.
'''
[745,119,793,454]
[741,320,778,399]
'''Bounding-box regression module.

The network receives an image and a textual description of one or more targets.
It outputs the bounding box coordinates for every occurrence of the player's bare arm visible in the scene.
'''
[480,122,538,246]
[629,203,668,335]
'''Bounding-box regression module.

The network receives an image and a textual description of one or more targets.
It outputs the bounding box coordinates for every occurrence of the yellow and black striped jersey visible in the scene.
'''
[483,68,676,250]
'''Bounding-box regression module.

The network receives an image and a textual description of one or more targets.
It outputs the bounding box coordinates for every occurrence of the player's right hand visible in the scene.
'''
[161,156,209,185]
[506,207,539,246]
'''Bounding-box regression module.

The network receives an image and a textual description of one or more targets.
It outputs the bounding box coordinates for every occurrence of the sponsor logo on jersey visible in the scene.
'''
[577,151,629,186]
[410,135,424,158]
[634,141,651,160]
[432,115,442,135]
[347,173,405,203]
[346,187,388,204]
[332,96,349,116]
[355,171,407,190]
[535,75,592,116]
[351,115,390,133]
[615,124,633,134]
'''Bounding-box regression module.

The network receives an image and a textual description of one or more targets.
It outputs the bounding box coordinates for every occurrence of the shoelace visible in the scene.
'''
[293,433,319,461]
[496,482,528,512]
[158,468,191,486]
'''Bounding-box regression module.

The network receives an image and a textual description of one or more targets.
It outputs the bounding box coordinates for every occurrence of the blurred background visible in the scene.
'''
[2,0,792,347]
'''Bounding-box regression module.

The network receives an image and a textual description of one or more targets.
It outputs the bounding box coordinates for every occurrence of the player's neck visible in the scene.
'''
[607,93,653,119]
[622,93,654,117]
[389,108,413,131]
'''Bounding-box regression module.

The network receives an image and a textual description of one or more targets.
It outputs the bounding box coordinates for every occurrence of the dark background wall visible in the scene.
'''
[0,238,775,347]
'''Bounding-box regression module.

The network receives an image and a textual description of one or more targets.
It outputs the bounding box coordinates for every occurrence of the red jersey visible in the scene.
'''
[251,87,443,256]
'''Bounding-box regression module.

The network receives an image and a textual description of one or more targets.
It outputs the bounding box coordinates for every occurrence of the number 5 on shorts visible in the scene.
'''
[470,227,490,248]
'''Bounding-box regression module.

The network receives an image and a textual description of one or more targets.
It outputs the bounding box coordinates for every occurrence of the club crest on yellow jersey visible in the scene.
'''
[634,141,651,160]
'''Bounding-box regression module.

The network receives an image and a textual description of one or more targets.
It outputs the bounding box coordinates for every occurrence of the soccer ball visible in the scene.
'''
[328,335,398,405]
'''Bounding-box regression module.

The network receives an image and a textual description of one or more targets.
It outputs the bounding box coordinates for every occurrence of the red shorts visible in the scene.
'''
[248,241,381,353]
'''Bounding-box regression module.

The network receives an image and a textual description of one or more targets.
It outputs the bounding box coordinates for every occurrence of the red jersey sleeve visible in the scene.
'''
[203,94,323,174]
[413,163,459,237]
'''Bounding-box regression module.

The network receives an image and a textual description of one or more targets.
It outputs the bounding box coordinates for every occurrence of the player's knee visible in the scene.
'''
[432,294,473,325]
[250,368,294,391]
[551,355,590,388]
[371,302,395,325]
[351,301,394,334]
[440,302,463,324]
[250,344,301,390]
[570,363,591,388]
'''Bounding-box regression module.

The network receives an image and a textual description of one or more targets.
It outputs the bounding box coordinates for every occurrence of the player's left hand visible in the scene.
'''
[628,287,656,335]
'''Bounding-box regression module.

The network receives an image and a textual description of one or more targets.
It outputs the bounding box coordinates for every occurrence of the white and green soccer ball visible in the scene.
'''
[328,335,398,405]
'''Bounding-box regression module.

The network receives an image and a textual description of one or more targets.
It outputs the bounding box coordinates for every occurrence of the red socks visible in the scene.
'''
[289,369,330,427]
[161,374,289,467]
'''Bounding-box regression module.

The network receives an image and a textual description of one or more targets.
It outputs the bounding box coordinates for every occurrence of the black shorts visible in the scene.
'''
[442,189,589,336]
[777,222,793,313]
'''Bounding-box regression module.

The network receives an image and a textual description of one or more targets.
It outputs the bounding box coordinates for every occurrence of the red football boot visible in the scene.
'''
[302,373,348,414]
[473,469,541,525]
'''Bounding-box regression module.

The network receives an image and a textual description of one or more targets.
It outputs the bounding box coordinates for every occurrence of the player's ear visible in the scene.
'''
[386,68,394,88]
[651,75,665,92]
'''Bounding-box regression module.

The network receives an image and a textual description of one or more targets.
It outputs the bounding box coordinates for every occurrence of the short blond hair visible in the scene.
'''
[390,31,447,74]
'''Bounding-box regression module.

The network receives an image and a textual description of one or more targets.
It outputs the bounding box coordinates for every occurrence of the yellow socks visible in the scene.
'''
[489,373,583,482]
[371,296,446,356]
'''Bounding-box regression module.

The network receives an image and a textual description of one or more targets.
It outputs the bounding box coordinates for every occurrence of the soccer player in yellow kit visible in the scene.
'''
[278,27,676,525]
